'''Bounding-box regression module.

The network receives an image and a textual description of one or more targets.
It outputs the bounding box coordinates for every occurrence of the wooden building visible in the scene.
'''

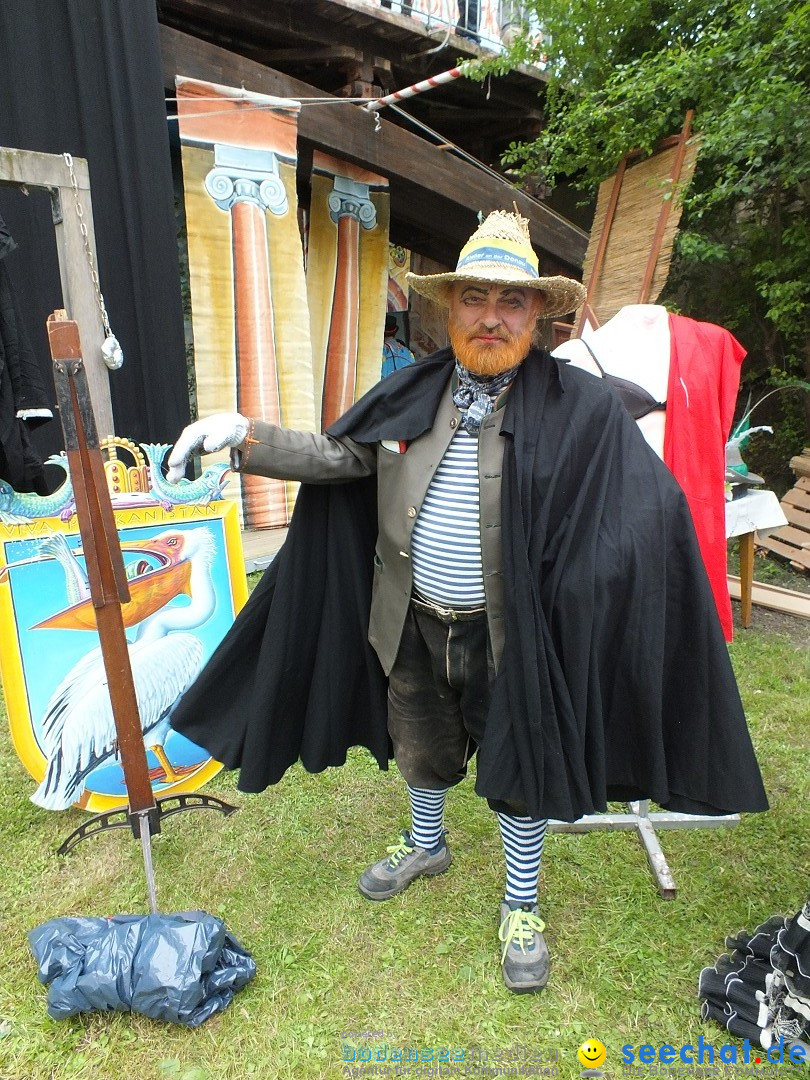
[157,0,589,274]
[0,0,588,554]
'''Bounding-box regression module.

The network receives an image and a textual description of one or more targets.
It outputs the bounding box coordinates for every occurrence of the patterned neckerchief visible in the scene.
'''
[451,358,521,432]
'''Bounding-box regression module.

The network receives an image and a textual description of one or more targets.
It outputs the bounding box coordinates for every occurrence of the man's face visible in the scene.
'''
[447,282,545,375]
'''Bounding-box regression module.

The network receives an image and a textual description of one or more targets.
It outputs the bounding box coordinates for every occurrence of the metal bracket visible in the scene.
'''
[57,793,240,857]
[52,356,88,453]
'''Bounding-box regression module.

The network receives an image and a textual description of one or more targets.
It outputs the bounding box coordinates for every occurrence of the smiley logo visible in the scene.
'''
[577,1039,607,1069]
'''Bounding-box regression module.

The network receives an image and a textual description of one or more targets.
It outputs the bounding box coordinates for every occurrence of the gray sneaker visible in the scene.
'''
[358,830,451,901]
[498,901,550,993]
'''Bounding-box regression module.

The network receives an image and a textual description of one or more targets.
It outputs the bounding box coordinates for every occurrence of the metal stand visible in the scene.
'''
[47,311,236,912]
[57,793,239,857]
[549,801,739,899]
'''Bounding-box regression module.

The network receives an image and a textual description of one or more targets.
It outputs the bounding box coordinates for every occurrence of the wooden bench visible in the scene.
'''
[757,472,810,573]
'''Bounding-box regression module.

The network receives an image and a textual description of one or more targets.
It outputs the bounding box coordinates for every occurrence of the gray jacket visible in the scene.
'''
[238,380,506,675]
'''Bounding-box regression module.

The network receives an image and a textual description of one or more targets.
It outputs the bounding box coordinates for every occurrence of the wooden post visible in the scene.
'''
[738,530,755,629]
[637,110,695,303]
[0,147,114,437]
[47,311,155,819]
[577,111,696,332]
[575,156,628,335]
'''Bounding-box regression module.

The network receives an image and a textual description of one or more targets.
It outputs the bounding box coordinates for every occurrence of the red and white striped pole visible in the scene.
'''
[364,63,474,113]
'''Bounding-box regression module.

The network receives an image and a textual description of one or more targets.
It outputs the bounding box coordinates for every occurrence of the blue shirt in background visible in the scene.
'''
[381,337,416,379]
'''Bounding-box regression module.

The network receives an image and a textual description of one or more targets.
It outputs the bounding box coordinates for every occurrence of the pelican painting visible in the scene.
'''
[29,526,219,811]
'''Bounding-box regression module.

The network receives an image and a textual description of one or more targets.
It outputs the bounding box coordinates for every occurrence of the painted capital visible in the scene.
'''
[205,143,288,216]
[328,176,377,229]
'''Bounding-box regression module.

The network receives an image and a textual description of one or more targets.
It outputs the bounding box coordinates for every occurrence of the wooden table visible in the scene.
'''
[725,489,788,627]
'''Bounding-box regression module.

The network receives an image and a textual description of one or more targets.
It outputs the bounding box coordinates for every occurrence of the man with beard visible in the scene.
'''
[167,212,768,995]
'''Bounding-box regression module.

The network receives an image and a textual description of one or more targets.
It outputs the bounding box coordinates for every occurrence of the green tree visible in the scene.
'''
[479,0,810,478]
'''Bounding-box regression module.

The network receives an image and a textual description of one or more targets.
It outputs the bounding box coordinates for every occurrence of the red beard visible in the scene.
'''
[449,318,532,375]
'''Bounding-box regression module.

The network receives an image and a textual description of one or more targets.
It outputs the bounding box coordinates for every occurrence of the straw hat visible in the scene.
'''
[406,210,586,319]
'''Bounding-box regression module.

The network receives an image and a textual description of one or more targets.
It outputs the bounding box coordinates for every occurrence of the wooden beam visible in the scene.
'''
[404,71,548,115]
[160,25,588,268]
[259,45,361,65]
[161,0,417,68]
[575,154,628,334]
[159,0,546,112]
[727,576,810,620]
[423,106,543,124]
[321,0,549,88]
[637,110,694,303]
[424,118,542,144]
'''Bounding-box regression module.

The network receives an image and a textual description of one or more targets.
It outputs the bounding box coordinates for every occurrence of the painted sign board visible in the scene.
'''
[0,453,247,814]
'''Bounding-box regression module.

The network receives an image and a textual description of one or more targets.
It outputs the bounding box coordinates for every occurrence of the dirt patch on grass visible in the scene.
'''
[731,599,810,647]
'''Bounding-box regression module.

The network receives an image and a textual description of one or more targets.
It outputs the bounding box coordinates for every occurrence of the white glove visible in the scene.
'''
[166,413,250,484]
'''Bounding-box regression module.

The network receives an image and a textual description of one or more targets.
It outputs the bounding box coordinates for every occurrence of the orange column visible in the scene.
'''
[206,147,289,528]
[231,199,286,526]
[323,214,360,429]
[321,178,377,430]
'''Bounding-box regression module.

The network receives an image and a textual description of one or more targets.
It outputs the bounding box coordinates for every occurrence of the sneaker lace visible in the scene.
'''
[385,834,415,868]
[498,907,546,962]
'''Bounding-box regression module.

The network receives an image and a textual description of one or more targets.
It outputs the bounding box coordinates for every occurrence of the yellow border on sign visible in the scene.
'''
[0,516,71,775]
[0,499,248,813]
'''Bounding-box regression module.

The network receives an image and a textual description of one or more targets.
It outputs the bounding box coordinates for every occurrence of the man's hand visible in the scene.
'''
[166,413,250,484]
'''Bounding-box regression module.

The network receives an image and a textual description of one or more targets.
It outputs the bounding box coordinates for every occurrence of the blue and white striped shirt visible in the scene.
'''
[411,427,485,607]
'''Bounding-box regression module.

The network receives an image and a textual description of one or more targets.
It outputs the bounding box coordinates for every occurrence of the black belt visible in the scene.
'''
[410,595,487,624]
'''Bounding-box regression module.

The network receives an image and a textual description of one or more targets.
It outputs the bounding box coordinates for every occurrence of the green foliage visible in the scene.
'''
[473,0,810,472]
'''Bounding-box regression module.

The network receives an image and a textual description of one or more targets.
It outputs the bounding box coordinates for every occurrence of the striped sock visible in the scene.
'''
[407,785,449,851]
[497,813,548,907]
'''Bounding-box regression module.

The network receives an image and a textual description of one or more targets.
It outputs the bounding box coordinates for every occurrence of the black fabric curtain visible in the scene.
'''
[0,210,53,491]
[0,0,189,475]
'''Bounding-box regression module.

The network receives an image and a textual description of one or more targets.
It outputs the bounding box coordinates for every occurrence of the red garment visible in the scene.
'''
[664,314,745,641]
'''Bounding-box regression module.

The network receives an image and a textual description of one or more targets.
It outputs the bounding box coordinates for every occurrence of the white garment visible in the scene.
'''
[552,304,671,457]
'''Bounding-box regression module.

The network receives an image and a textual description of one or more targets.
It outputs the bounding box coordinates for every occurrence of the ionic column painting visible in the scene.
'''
[205,144,288,526]
[322,178,378,429]
[176,78,316,529]
[307,153,390,432]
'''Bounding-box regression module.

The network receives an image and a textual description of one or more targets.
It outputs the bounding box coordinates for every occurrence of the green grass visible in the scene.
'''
[0,626,808,1080]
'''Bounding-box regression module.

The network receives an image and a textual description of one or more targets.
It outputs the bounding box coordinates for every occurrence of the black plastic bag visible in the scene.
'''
[28,910,256,1027]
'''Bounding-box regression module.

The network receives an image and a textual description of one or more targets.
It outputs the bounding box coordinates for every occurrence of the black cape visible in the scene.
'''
[171,349,768,821]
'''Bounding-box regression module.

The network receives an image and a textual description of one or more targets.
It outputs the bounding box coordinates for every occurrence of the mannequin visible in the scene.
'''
[554,303,745,641]
[552,304,670,457]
